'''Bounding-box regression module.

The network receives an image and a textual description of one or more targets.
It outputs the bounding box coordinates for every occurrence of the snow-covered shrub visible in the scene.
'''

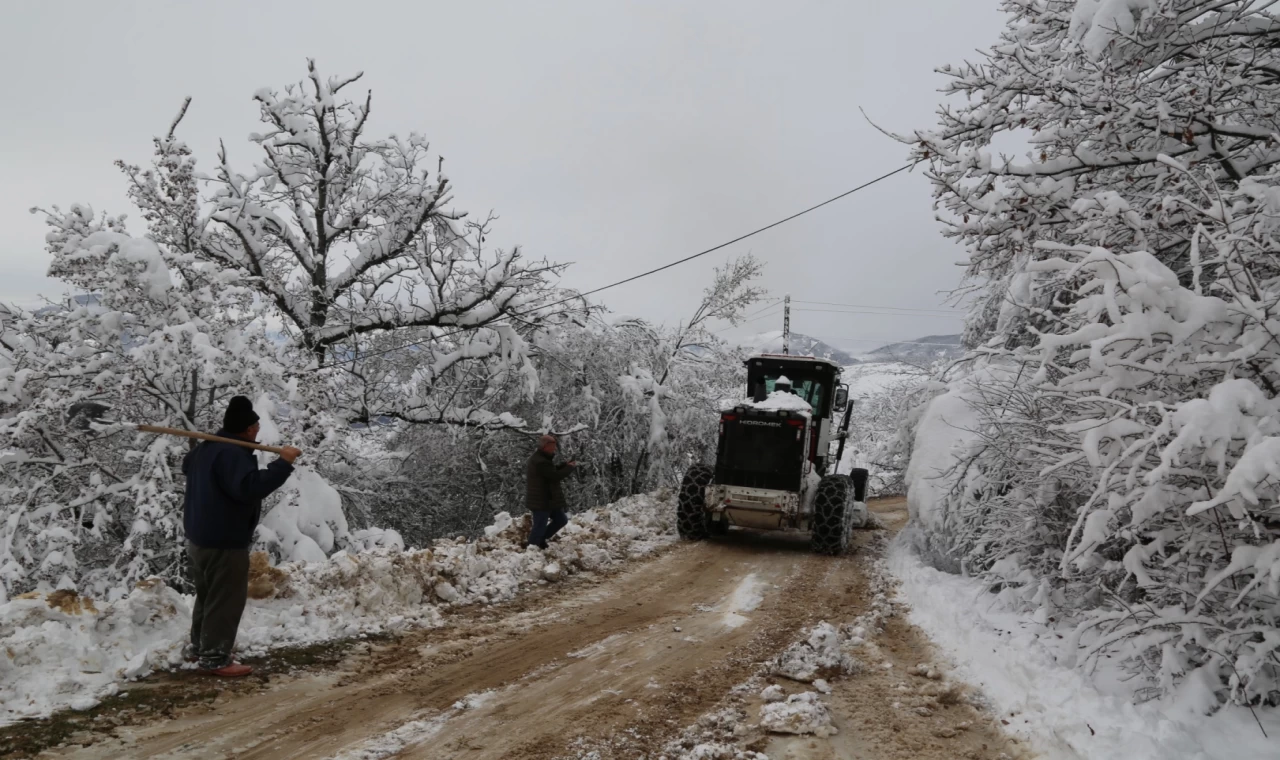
[590,254,763,496]
[898,0,1280,705]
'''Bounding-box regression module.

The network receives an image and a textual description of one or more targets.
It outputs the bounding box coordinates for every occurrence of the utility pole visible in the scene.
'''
[782,294,791,355]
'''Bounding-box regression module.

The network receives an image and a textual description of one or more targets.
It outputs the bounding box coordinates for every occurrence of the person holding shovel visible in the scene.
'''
[525,434,577,550]
[183,396,301,677]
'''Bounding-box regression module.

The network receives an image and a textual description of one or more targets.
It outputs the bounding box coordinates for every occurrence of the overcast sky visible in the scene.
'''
[0,1,1004,353]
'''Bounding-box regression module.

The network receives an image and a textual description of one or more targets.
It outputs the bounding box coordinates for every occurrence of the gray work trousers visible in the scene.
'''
[186,542,250,669]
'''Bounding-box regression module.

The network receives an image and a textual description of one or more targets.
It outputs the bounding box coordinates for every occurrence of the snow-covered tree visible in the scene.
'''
[355,263,759,546]
[0,62,578,597]
[0,118,291,597]
[617,255,764,493]
[902,1,1280,706]
[906,0,1280,350]
[105,61,572,431]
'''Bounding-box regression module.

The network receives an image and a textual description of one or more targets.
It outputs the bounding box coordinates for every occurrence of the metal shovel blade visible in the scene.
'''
[66,401,111,431]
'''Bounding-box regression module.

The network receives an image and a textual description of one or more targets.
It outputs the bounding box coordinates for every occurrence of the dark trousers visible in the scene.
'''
[528,510,568,549]
[187,542,250,669]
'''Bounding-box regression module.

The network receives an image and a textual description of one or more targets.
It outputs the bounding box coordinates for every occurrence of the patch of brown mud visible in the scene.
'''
[424,541,863,760]
[8,545,660,760]
[36,497,1027,760]
[656,498,1030,760]
[11,589,99,616]
[0,638,362,760]
[35,540,685,759]
[760,608,1029,760]
[247,551,292,600]
[46,590,98,616]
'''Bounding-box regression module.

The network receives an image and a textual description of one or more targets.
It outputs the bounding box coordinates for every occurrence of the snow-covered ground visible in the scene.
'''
[889,537,1280,760]
[841,361,925,400]
[0,493,675,725]
[832,361,927,490]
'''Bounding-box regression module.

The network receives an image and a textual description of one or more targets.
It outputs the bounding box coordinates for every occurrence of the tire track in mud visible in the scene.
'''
[43,498,1022,760]
[420,546,863,760]
[90,549,741,759]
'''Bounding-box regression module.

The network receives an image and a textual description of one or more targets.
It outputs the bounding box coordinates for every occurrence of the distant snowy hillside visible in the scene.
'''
[864,334,961,364]
[841,361,921,398]
[743,330,859,365]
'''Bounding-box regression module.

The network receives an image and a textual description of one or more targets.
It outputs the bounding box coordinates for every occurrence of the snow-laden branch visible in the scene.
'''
[900,0,1280,708]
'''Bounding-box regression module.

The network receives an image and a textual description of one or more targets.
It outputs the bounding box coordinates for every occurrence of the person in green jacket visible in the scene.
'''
[524,434,577,549]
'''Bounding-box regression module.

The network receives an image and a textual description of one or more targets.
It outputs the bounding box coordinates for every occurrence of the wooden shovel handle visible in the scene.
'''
[136,425,289,456]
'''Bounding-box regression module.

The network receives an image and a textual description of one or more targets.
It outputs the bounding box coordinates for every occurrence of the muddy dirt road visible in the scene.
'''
[38,498,1024,759]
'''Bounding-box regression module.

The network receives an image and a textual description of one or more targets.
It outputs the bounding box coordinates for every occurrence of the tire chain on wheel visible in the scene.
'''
[677,464,715,540]
[811,474,852,555]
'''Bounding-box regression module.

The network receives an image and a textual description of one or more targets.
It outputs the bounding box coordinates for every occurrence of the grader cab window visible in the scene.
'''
[756,375,825,412]
[746,358,840,418]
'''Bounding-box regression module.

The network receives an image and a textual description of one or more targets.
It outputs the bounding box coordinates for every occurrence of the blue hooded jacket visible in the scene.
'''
[182,431,294,549]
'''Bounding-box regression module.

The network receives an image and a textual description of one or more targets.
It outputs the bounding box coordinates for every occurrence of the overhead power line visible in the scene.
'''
[568,164,913,303]
[741,306,783,324]
[791,299,962,316]
[315,163,915,370]
[793,307,961,320]
[736,298,784,322]
[715,305,784,334]
[828,336,962,347]
[741,309,784,328]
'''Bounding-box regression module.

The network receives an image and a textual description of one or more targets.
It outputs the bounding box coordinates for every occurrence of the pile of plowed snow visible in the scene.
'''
[0,492,675,725]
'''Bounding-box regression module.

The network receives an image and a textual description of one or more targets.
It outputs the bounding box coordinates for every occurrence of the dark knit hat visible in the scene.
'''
[223,395,260,434]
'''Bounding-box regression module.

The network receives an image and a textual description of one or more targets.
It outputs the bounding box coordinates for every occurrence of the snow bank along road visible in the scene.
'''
[34,499,1023,760]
